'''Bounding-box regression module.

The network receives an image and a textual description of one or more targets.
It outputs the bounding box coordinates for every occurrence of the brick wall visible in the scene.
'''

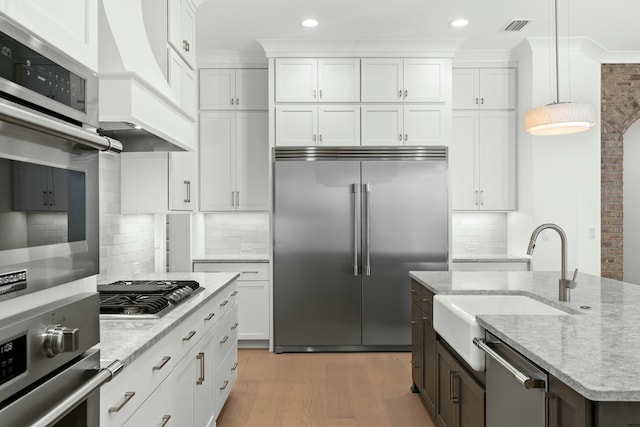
[601,64,640,280]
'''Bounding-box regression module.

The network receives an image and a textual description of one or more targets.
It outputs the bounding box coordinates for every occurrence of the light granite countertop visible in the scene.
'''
[99,272,238,368]
[409,270,640,401]
[451,254,531,263]
[192,254,270,263]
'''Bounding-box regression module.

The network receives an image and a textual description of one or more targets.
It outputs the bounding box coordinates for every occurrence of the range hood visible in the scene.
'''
[98,0,196,152]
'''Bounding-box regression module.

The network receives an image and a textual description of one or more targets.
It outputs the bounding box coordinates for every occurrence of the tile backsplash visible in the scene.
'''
[98,152,156,280]
[204,212,269,255]
[451,213,507,256]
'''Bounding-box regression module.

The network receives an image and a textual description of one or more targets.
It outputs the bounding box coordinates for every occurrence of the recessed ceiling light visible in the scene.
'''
[450,19,469,28]
[301,18,319,28]
[134,125,142,130]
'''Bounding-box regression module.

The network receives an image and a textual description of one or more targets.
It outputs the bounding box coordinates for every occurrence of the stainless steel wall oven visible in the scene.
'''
[0,14,122,427]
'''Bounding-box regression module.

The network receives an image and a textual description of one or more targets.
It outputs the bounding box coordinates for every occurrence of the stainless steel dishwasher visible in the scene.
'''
[475,332,548,427]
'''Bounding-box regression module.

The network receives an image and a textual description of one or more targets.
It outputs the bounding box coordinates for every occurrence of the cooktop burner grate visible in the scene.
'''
[98,279,201,318]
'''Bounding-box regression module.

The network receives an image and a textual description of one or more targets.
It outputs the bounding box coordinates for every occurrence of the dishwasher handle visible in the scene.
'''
[474,338,545,390]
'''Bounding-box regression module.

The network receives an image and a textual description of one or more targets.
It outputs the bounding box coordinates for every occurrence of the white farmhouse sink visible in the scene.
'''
[433,295,569,372]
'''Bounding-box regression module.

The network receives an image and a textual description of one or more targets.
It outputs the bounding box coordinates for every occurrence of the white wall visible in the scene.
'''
[624,121,640,284]
[509,40,601,275]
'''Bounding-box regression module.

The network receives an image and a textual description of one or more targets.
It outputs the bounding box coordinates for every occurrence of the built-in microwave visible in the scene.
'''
[0,15,119,301]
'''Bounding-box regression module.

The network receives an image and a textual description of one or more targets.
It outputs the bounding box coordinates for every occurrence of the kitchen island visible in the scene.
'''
[410,270,640,426]
[99,272,239,427]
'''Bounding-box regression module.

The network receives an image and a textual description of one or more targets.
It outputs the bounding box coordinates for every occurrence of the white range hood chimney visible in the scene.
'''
[98,0,196,152]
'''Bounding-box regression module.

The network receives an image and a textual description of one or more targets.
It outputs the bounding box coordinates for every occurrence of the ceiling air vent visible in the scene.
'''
[504,19,532,31]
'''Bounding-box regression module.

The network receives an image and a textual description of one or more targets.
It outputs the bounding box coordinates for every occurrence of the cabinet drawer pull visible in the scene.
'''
[220,335,229,344]
[398,134,402,142]
[236,98,239,105]
[404,89,408,98]
[152,356,171,371]
[475,97,479,105]
[398,90,402,98]
[410,320,417,325]
[183,39,190,52]
[220,379,230,390]
[319,90,322,99]
[230,98,234,106]
[231,290,239,296]
[196,352,205,385]
[231,322,239,330]
[204,312,215,321]
[480,97,484,105]
[410,289,417,293]
[241,271,259,275]
[231,362,238,371]
[451,372,460,403]
[313,89,317,99]
[108,392,135,413]
[182,330,196,341]
[220,300,229,307]
[161,415,171,427]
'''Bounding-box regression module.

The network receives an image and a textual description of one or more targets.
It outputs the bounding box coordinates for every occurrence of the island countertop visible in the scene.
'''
[409,270,640,401]
[99,272,238,368]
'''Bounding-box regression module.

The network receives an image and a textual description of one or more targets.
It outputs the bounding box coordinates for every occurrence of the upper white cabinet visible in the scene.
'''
[275,105,360,146]
[361,104,447,146]
[275,58,360,103]
[121,152,196,213]
[200,111,269,211]
[168,0,196,68]
[0,0,98,71]
[452,68,516,110]
[450,110,515,211]
[200,69,268,110]
[361,58,450,103]
[169,49,196,118]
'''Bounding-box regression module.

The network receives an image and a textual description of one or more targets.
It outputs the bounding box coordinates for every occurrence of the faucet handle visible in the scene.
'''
[567,268,579,289]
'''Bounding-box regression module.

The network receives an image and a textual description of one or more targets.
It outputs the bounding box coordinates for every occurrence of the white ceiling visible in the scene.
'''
[194,0,640,56]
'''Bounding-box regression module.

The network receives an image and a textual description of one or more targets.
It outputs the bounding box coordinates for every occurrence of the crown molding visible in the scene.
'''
[257,39,462,58]
[197,51,268,68]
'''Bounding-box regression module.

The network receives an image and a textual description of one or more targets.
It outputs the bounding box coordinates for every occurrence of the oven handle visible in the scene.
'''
[473,338,545,390]
[29,360,124,427]
[0,99,123,153]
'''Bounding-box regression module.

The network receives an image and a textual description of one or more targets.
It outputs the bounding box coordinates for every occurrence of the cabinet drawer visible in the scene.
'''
[214,281,238,321]
[122,370,178,427]
[421,289,434,316]
[214,303,239,364]
[101,363,153,426]
[215,342,239,418]
[193,262,269,281]
[411,280,422,306]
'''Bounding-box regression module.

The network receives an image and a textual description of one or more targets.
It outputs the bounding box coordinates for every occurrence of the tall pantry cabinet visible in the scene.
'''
[199,69,269,211]
[450,68,516,211]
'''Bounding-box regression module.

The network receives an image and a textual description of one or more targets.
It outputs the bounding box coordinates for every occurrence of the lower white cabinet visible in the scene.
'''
[101,281,238,427]
[193,262,270,342]
[361,104,448,146]
[121,151,196,213]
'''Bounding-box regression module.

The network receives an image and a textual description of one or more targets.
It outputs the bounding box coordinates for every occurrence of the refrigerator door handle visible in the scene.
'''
[352,183,360,276]
[364,183,371,276]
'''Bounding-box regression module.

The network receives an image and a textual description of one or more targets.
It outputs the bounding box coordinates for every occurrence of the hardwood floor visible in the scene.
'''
[217,349,435,427]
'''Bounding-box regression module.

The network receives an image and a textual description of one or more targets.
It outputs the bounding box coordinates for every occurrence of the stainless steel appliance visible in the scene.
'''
[0,15,121,301]
[98,279,202,319]
[273,146,449,352]
[0,293,123,427]
[475,333,548,427]
[0,14,123,427]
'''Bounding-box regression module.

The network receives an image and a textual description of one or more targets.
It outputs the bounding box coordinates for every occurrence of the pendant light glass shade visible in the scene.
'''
[525,102,595,135]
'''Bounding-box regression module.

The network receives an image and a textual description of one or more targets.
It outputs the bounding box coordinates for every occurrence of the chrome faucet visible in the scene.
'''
[527,223,578,302]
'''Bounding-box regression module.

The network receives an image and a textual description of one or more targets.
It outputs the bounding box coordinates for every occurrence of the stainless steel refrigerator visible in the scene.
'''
[273,147,448,352]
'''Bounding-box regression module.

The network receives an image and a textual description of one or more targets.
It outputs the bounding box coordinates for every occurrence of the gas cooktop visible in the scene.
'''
[98,280,201,319]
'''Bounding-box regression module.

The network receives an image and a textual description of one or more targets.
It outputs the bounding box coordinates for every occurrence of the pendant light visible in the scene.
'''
[524,0,595,136]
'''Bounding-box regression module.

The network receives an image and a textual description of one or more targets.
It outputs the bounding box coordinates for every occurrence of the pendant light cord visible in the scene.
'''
[554,0,560,104]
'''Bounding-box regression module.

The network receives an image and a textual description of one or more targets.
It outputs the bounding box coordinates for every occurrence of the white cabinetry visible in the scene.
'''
[121,152,196,213]
[193,262,270,342]
[452,68,515,110]
[361,58,450,103]
[101,281,238,427]
[200,111,269,211]
[275,105,360,146]
[275,58,360,102]
[361,104,447,146]
[169,49,197,118]
[0,0,98,71]
[200,69,268,110]
[168,0,196,68]
[451,110,515,211]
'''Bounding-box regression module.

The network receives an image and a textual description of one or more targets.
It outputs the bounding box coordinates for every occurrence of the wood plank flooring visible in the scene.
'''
[217,349,435,427]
